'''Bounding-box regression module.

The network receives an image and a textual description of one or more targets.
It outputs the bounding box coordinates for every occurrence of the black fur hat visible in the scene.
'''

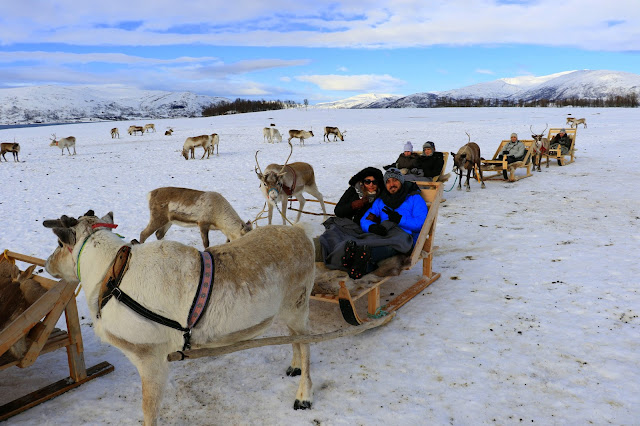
[348,166,384,187]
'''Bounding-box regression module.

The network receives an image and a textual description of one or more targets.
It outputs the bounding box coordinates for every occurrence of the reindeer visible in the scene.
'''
[0,142,20,162]
[530,124,550,171]
[566,117,576,126]
[138,187,252,248]
[144,123,156,133]
[128,125,145,136]
[571,118,587,128]
[288,129,314,146]
[49,134,76,155]
[42,210,315,425]
[263,127,283,144]
[255,142,327,225]
[111,128,119,139]
[323,126,346,142]
[182,134,217,160]
[450,133,485,191]
[165,128,174,136]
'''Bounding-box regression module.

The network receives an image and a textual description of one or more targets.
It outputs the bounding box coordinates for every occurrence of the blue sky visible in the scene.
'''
[0,0,638,104]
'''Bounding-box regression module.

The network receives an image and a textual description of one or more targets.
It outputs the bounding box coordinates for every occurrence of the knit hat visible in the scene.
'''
[403,141,413,152]
[510,133,518,138]
[384,167,405,184]
[560,128,566,133]
[423,141,435,151]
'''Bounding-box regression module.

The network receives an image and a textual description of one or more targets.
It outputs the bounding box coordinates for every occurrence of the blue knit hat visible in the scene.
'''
[403,141,413,152]
[384,167,405,184]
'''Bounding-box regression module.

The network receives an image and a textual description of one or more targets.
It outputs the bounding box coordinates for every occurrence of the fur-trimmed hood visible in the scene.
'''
[348,167,384,187]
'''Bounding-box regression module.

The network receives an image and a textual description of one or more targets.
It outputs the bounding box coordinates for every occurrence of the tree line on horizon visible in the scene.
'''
[400,93,639,108]
[202,98,300,116]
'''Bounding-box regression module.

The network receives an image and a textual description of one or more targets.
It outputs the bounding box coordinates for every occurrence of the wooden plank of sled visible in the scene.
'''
[480,140,535,182]
[0,362,115,421]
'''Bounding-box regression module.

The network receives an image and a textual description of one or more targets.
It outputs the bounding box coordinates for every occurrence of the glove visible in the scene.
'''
[382,206,402,224]
[366,212,381,224]
[350,198,367,210]
[368,224,388,236]
[410,168,419,174]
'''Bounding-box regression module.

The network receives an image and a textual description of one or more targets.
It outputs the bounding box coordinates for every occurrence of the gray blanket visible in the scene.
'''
[319,217,413,270]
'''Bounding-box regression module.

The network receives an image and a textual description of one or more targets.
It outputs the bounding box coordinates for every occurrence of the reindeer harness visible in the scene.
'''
[84,226,215,351]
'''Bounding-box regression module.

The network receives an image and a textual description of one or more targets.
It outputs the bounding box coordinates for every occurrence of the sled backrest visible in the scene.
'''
[409,182,443,268]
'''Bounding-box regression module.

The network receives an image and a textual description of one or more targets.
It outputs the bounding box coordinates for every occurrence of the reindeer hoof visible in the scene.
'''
[481,183,486,189]
[294,399,312,410]
[466,187,470,192]
[286,366,301,376]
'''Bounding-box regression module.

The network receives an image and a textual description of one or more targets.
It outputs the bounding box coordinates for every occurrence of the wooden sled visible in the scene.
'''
[311,182,443,325]
[287,198,336,217]
[545,127,577,166]
[0,251,114,421]
[479,140,535,182]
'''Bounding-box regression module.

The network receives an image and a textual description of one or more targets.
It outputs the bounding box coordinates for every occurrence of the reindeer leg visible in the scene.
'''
[125,347,169,426]
[154,223,172,240]
[478,164,485,188]
[294,194,305,223]
[267,204,274,225]
[284,288,313,410]
[457,170,462,190]
[198,223,210,248]
[466,168,471,191]
[305,184,327,221]
[139,218,166,243]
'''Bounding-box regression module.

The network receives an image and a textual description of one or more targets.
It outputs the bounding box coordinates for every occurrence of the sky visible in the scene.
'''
[1,107,639,424]
[0,0,639,103]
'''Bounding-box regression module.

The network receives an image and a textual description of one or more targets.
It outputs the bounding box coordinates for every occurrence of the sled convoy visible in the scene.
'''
[1,118,581,422]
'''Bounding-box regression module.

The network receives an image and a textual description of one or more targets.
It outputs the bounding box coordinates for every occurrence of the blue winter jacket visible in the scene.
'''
[360,193,428,245]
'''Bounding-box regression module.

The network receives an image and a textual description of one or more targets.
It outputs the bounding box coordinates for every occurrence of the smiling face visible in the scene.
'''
[362,175,378,194]
[386,177,402,194]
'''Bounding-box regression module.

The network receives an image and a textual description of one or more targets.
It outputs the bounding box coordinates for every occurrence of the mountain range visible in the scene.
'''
[1,70,638,124]
[317,70,640,108]
[0,85,229,125]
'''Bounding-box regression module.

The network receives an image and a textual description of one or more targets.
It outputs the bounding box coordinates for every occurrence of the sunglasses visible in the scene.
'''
[363,179,378,185]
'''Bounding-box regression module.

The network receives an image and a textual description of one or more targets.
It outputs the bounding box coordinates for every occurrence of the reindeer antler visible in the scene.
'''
[279,141,294,174]
[254,150,263,177]
[465,131,471,143]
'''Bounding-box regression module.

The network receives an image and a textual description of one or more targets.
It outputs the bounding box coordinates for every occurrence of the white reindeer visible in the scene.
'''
[138,187,252,248]
[43,210,314,425]
[182,134,217,160]
[111,128,119,139]
[144,123,156,133]
[49,134,76,155]
[530,124,550,172]
[323,126,346,142]
[288,129,314,146]
[255,142,327,224]
[263,127,283,143]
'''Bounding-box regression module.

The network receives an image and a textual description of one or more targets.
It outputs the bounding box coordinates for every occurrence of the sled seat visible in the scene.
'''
[0,251,114,421]
[545,128,577,166]
[479,140,535,182]
[311,182,443,325]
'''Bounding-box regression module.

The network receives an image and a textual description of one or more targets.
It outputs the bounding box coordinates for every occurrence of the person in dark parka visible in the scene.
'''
[550,128,573,154]
[334,166,384,224]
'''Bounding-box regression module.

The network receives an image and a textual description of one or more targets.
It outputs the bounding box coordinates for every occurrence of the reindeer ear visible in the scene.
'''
[53,227,76,247]
[83,210,96,217]
[43,218,63,228]
[60,215,78,228]
[100,212,114,224]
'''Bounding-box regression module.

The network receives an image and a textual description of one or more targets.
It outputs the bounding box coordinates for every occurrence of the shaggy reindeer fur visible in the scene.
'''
[138,187,252,248]
[451,142,485,191]
[43,211,315,425]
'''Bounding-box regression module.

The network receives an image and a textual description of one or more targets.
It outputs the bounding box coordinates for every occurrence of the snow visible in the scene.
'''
[1,107,639,425]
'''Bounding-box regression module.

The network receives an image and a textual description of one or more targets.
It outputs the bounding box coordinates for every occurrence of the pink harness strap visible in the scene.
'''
[187,251,215,329]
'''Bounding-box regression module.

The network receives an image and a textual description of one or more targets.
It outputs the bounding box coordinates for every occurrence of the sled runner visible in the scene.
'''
[479,140,535,182]
[545,127,577,166]
[311,182,443,325]
[0,250,114,421]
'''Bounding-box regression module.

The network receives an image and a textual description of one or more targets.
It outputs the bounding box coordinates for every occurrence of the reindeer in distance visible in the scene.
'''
[255,142,327,224]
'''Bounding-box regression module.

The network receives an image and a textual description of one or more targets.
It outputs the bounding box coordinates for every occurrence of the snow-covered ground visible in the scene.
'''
[1,107,638,425]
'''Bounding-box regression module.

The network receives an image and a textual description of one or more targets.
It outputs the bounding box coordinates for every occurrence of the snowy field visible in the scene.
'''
[1,107,638,425]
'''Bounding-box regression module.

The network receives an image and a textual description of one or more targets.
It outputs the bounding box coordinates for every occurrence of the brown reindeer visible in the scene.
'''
[530,124,550,171]
[451,133,485,191]
[255,142,327,224]
[0,142,20,162]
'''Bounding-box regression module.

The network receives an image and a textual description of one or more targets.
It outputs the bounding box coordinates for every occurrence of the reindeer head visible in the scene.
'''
[42,210,114,283]
[255,142,294,204]
[49,134,58,146]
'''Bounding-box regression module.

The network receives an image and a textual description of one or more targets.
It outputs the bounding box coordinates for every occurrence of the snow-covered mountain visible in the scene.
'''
[322,70,640,108]
[0,85,229,125]
[315,93,402,109]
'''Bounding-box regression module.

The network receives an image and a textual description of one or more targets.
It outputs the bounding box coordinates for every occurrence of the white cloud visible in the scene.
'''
[476,69,495,75]
[337,66,349,72]
[0,1,636,51]
[295,74,405,92]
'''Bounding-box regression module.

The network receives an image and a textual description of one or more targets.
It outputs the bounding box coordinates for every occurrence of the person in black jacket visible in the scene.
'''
[334,166,384,224]
[550,128,572,154]
[415,141,444,181]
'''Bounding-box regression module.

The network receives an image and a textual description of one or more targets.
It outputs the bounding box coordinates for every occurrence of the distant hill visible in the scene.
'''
[320,70,640,108]
[0,85,229,125]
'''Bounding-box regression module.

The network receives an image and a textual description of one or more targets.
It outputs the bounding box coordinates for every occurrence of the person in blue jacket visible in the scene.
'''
[341,168,428,279]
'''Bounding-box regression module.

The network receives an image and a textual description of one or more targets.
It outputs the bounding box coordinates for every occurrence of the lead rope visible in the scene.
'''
[443,175,458,192]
